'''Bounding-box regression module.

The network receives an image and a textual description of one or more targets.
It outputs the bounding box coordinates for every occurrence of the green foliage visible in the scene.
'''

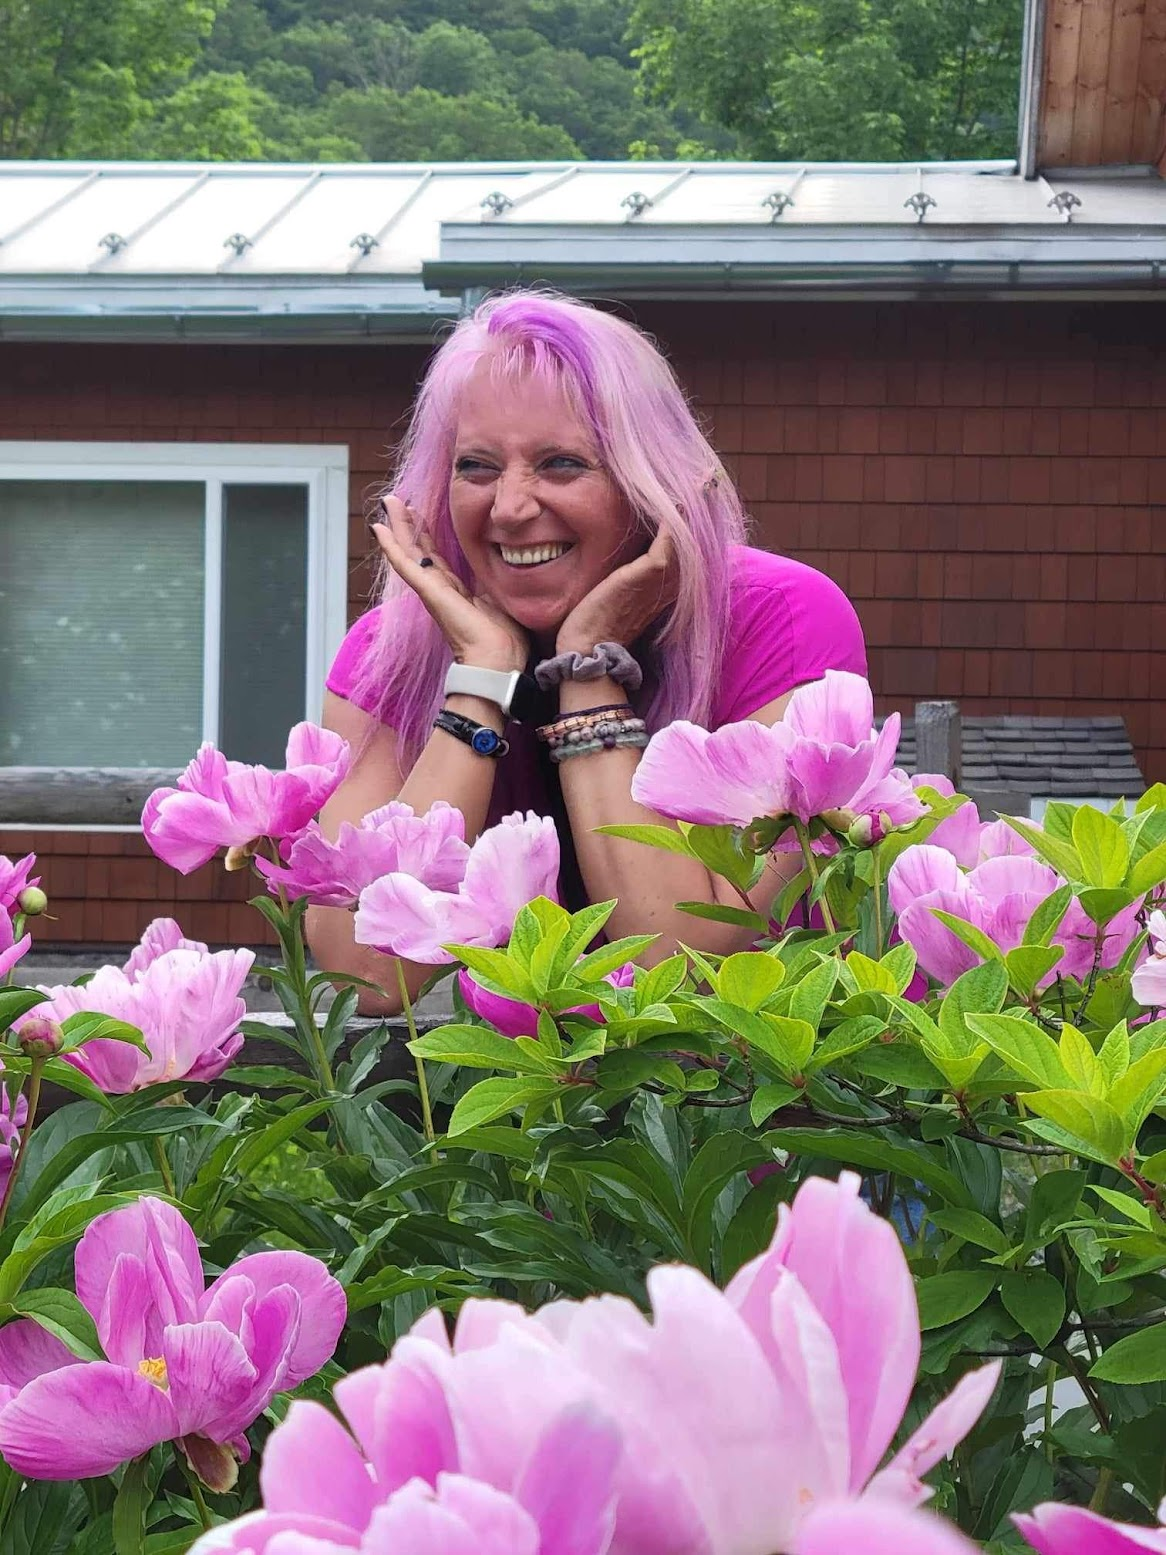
[7,0,1021,162]
[629,0,1024,160]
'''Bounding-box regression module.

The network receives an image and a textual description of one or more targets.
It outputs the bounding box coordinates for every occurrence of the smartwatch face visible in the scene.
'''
[471,727,504,756]
[508,673,540,724]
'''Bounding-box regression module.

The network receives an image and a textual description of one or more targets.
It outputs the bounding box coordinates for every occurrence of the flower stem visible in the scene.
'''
[153,1136,178,1199]
[870,845,885,958]
[793,822,837,934]
[176,1449,213,1531]
[396,959,434,1145]
[0,1059,42,1235]
[267,855,335,1092]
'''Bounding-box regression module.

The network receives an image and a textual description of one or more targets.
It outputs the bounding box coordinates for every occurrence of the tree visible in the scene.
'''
[325,84,581,159]
[0,0,221,157]
[629,0,1023,162]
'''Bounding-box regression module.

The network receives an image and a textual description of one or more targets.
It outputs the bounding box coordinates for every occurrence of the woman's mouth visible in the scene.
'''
[496,541,575,569]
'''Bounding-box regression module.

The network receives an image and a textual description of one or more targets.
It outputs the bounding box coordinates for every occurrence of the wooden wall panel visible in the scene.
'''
[1039,0,1166,165]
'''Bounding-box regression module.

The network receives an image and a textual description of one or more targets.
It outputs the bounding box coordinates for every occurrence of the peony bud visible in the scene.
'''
[18,1016,63,1058]
[16,886,47,917]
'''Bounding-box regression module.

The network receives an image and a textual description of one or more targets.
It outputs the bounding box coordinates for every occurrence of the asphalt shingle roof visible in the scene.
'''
[892,715,1145,799]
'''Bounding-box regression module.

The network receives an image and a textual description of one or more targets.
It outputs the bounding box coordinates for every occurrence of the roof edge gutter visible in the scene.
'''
[423,257,1166,298]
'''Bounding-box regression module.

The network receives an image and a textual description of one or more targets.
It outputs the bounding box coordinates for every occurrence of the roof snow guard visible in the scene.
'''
[2,159,1166,341]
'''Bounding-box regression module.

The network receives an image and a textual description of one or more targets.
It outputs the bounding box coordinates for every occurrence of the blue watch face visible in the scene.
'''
[471,727,502,756]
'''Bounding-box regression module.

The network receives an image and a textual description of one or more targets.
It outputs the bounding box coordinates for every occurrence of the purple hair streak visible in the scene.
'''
[352,290,749,767]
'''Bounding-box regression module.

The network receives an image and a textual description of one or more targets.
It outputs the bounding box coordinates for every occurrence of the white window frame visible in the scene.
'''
[0,441,350,746]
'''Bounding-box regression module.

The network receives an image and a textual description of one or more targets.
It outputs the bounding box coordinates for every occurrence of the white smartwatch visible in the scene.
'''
[443,663,539,723]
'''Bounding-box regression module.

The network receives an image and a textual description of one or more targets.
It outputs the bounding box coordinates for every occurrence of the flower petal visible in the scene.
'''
[186,1510,360,1555]
[632,720,792,827]
[205,1251,346,1387]
[77,1198,203,1345]
[514,1404,622,1555]
[333,1346,458,1496]
[364,1475,540,1555]
[0,1319,81,1388]
[871,1362,1000,1505]
[164,1321,258,1439]
[259,1400,379,1533]
[0,1361,179,1478]
[1013,1503,1166,1555]
[795,1499,980,1554]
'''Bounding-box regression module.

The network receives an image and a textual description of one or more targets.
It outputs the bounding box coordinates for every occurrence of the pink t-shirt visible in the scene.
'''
[327,546,865,899]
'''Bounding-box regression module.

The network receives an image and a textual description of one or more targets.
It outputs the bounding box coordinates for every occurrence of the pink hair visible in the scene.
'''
[352,290,749,767]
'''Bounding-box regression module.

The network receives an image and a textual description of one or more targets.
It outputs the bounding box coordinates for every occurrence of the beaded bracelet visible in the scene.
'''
[550,729,649,764]
[535,703,635,744]
[545,715,646,753]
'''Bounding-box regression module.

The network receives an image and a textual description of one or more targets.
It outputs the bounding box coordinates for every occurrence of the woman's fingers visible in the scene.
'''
[373,497,469,598]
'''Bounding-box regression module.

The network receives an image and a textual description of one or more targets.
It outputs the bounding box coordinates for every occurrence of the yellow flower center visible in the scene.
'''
[137,1356,168,1388]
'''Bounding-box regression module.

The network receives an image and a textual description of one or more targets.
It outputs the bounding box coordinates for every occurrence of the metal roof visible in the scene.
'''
[3,159,1166,341]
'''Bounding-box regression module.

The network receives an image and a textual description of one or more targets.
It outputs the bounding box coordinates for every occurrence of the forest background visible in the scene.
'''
[1,0,1024,168]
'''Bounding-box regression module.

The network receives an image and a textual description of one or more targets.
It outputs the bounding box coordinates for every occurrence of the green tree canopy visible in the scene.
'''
[629,0,1023,161]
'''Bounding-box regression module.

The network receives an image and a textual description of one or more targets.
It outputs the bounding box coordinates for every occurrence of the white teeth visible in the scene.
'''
[498,542,572,567]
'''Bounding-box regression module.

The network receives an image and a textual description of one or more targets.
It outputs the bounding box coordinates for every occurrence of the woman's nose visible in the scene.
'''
[490,467,541,524]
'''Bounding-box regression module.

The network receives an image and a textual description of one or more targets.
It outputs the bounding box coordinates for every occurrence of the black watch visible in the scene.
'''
[434,709,509,757]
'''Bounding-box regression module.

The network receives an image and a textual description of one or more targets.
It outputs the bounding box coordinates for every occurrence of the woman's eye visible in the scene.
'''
[545,456,585,471]
[455,458,493,475]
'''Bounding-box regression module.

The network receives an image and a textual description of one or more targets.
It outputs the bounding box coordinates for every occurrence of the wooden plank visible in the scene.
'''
[0,767,179,826]
[1072,0,1118,163]
[1136,0,1166,162]
[1101,0,1147,162]
[1041,0,1086,164]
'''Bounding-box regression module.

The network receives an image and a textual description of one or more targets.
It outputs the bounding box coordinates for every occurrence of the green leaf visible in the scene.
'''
[446,1077,562,1136]
[1076,887,1138,928]
[230,1097,336,1181]
[940,959,1009,1041]
[1127,839,1166,895]
[850,1044,947,1089]
[1089,1322,1166,1383]
[999,1268,1066,1346]
[1022,885,1074,947]
[636,956,688,1008]
[1073,805,1130,889]
[1004,945,1064,999]
[112,1455,149,1555]
[805,1014,885,1071]
[716,951,785,1011]
[594,1050,687,1093]
[1059,1025,1104,1095]
[788,958,838,1028]
[1024,1090,1128,1165]
[594,823,695,857]
[1108,1046,1166,1133]
[1004,816,1083,881]
[750,1081,802,1126]
[881,942,918,993]
[450,946,538,1004]
[679,823,765,892]
[682,1131,771,1273]
[677,901,768,933]
[761,1128,973,1206]
[966,1013,1067,1090]
[553,900,619,977]
[915,1270,997,1330]
[574,936,657,981]
[928,1208,1011,1255]
[0,987,49,1028]
[60,1012,150,1054]
[844,952,898,995]
[7,1288,103,1360]
[1025,1169,1087,1244]
[408,1025,556,1075]
[930,910,1003,964]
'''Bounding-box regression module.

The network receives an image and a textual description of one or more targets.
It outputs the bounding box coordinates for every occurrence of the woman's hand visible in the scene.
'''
[372,496,528,672]
[555,526,679,655]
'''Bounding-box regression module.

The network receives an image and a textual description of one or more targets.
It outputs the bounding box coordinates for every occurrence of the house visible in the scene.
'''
[2,0,1165,948]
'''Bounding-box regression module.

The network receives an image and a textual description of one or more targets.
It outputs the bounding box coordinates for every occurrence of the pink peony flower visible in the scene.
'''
[459,961,635,1039]
[0,1066,27,1201]
[631,672,920,830]
[1015,1500,1166,1554]
[0,855,38,917]
[1132,910,1166,1010]
[0,1198,345,1486]
[256,800,470,909]
[0,909,30,984]
[355,812,560,965]
[18,917,252,1092]
[185,1173,996,1555]
[888,845,1139,989]
[142,723,350,874]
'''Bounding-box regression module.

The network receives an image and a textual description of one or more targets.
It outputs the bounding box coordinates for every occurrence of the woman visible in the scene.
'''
[310,291,865,1012]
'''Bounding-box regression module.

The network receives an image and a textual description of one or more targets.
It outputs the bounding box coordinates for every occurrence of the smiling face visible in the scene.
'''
[448,362,639,643]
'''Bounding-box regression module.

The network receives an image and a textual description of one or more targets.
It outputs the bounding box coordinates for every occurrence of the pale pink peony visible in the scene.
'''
[142,724,350,874]
[19,917,252,1092]
[631,672,919,830]
[1132,910,1166,1010]
[0,909,30,983]
[185,1173,997,1555]
[0,855,38,917]
[355,812,559,965]
[256,800,471,909]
